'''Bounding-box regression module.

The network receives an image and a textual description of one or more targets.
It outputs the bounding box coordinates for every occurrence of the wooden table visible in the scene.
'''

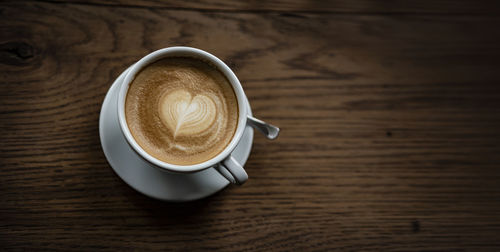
[2,1,500,251]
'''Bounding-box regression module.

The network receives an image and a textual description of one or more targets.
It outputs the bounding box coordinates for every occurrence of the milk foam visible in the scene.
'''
[159,89,217,137]
[125,57,238,165]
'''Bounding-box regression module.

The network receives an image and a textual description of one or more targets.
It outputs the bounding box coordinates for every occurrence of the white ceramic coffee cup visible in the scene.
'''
[117,47,276,185]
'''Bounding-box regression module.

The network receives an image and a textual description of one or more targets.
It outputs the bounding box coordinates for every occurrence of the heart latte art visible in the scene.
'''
[159,90,217,137]
[125,57,239,165]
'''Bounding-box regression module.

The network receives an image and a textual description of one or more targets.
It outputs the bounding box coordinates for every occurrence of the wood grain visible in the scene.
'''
[1,1,500,251]
[35,0,500,14]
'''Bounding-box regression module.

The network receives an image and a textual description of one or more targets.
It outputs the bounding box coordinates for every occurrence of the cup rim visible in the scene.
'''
[117,47,248,173]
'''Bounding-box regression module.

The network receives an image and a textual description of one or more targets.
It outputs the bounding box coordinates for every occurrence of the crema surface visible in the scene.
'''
[125,57,238,165]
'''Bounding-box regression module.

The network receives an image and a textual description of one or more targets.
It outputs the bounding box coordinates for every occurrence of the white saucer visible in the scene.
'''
[99,68,254,201]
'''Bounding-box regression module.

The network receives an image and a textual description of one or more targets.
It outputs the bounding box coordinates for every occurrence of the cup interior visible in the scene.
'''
[117,47,248,173]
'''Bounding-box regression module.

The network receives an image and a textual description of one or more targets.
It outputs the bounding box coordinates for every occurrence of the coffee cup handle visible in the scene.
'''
[216,155,248,185]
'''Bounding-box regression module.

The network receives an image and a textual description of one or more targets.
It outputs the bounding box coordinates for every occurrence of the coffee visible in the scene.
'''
[125,57,239,165]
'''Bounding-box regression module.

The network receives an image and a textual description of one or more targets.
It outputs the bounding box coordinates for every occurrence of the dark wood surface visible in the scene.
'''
[2,1,500,251]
